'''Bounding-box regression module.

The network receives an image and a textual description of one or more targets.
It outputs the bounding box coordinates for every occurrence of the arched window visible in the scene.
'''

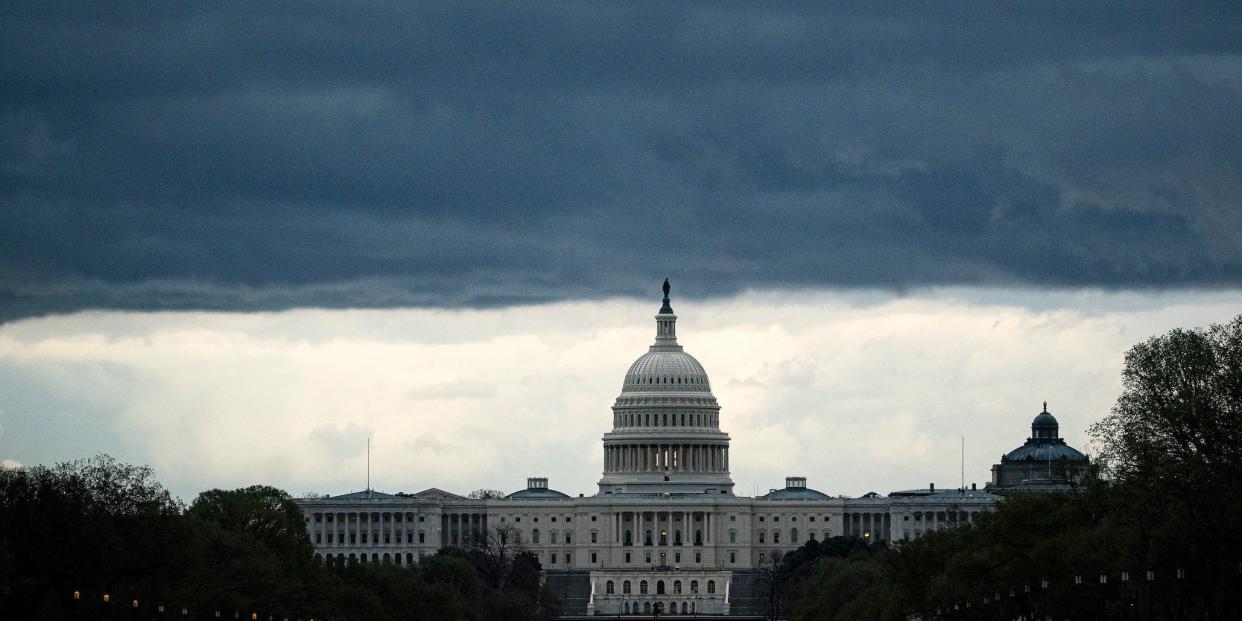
[663,413,668,426]
[383,553,391,563]
[606,580,615,594]
[690,580,698,593]
[643,602,651,614]
[532,529,540,544]
[640,580,649,594]
[791,528,799,544]
[673,580,682,594]
[623,580,632,594]
[656,580,665,595]
[707,580,716,594]
[682,602,688,614]
[623,603,630,614]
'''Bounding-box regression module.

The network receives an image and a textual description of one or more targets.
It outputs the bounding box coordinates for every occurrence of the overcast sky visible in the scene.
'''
[1,4,1240,500]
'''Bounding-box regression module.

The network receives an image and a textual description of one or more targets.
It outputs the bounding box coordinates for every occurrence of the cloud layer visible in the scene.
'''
[1,289,1237,501]
[3,3,1242,321]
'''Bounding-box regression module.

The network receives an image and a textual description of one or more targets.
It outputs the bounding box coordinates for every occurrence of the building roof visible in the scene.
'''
[506,487,572,500]
[327,489,399,500]
[1002,440,1088,462]
[758,477,832,501]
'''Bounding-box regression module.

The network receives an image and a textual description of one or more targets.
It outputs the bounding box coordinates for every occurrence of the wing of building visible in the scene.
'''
[294,282,1089,617]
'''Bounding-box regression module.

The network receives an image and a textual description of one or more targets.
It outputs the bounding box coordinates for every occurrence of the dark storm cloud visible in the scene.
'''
[3,2,1241,321]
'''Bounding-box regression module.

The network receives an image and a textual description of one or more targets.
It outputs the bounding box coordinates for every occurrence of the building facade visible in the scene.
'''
[294,282,1086,616]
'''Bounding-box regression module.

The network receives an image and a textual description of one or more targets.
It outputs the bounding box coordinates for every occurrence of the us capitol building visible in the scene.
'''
[295,281,1088,617]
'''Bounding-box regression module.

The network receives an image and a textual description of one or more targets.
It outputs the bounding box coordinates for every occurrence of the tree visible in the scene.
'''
[476,523,527,590]
[1089,313,1242,619]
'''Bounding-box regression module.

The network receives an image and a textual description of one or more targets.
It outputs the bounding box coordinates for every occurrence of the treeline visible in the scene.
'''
[0,456,557,620]
[772,314,1242,620]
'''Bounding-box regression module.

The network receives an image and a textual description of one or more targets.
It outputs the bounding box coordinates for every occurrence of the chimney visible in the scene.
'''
[971,482,977,491]
[929,482,935,493]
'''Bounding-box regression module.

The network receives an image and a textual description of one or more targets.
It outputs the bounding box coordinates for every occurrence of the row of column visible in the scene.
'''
[605,444,729,473]
[841,512,890,542]
[441,512,486,547]
[611,510,713,546]
[310,512,420,547]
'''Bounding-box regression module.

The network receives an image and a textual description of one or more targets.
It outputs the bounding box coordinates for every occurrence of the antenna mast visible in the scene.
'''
[960,435,965,491]
[367,436,371,492]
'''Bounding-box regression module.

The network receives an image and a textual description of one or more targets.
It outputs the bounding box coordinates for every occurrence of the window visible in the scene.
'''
[729,551,736,563]
[707,580,716,594]
[791,528,799,544]
[810,516,816,522]
[565,531,572,544]
[551,517,556,522]
[361,533,368,543]
[591,531,598,543]
[774,516,780,522]
[675,552,681,563]
[774,531,781,544]
[729,529,737,543]
[645,530,653,545]
[808,530,816,541]
[606,581,615,594]
[695,552,701,563]
[758,532,765,543]
[384,534,390,544]
[315,534,322,543]
[566,553,572,564]
[625,552,631,563]
[419,532,425,543]
[551,531,558,544]
[591,552,597,563]
[516,517,521,522]
[550,553,557,564]
[532,529,540,544]
[656,580,665,595]
[673,580,682,594]
[645,551,652,563]
[690,580,699,593]
[623,581,632,594]
[591,515,597,522]
[640,580,649,594]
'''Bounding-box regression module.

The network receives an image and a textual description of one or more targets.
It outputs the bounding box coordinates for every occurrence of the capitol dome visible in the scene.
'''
[597,279,734,496]
[622,350,712,393]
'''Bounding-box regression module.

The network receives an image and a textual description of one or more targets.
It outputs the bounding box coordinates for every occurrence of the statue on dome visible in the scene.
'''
[663,278,670,298]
